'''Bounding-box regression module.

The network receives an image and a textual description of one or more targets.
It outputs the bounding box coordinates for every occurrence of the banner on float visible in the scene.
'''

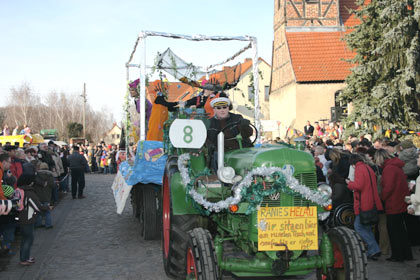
[257,206,318,251]
[111,171,133,214]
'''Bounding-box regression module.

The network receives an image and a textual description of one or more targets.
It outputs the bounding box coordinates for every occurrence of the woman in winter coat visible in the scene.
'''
[374,149,413,262]
[17,173,49,266]
[346,154,383,260]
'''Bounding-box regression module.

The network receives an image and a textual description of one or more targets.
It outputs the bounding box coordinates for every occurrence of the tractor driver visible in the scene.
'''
[206,93,253,151]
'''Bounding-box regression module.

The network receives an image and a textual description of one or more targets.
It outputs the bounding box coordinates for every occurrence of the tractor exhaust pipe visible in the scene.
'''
[217,132,224,170]
[217,132,236,184]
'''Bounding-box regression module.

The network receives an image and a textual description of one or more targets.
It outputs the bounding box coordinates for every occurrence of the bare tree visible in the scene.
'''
[7,82,38,126]
[2,82,115,143]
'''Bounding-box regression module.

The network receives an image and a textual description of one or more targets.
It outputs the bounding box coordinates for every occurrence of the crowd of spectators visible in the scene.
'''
[0,139,120,266]
[304,133,420,265]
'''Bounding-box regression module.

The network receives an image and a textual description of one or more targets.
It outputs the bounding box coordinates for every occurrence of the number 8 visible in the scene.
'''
[183,125,193,143]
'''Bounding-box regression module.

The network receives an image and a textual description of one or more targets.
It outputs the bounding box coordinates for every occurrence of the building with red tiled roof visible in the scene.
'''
[270,0,363,138]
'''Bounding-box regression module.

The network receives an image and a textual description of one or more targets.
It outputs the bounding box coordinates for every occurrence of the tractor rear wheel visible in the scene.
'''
[162,156,199,279]
[317,226,367,280]
[186,228,219,280]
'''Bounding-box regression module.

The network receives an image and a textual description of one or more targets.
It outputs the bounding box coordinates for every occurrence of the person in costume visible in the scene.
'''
[154,79,222,119]
[206,93,253,151]
[128,79,153,124]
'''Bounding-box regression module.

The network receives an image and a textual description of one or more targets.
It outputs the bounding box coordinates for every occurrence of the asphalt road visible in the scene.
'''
[0,173,419,280]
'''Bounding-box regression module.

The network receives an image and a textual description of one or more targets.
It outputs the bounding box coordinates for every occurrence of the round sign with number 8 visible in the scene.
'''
[169,119,207,149]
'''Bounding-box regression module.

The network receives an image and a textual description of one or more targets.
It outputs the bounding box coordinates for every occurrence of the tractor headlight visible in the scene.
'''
[317,183,332,199]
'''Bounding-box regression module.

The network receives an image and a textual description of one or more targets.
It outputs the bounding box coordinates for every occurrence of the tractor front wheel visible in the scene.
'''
[317,226,367,280]
[186,228,219,280]
[162,156,199,279]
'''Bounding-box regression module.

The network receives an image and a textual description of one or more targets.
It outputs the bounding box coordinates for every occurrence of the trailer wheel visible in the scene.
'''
[131,185,140,219]
[186,228,219,280]
[162,156,199,279]
[317,226,367,280]
[140,184,160,240]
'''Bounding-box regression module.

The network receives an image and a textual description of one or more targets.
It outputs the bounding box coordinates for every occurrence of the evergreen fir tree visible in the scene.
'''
[340,0,420,137]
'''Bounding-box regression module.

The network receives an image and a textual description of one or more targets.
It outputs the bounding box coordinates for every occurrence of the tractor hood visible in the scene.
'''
[224,144,315,177]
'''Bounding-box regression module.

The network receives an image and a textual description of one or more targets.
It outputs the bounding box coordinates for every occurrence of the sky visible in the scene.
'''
[0,0,274,122]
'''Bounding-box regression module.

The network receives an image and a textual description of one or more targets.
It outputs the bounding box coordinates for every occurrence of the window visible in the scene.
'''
[334,90,343,107]
[334,90,348,119]
[264,86,270,102]
[117,134,120,138]
[248,86,254,101]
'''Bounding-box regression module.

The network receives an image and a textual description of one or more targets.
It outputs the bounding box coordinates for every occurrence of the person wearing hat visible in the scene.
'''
[206,93,253,152]
[384,141,399,156]
[128,78,153,124]
[398,140,419,180]
[33,161,54,229]
[154,80,225,119]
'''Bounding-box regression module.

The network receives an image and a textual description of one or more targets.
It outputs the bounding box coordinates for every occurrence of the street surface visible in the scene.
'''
[1,173,419,280]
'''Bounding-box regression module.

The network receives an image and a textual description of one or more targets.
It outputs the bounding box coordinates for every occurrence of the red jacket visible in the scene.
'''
[10,159,22,178]
[347,162,383,215]
[381,157,409,214]
[10,159,23,188]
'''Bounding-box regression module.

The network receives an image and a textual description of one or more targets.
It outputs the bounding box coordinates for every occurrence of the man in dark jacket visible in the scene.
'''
[95,145,103,174]
[206,93,253,151]
[67,146,89,199]
[206,94,253,172]
[304,121,314,137]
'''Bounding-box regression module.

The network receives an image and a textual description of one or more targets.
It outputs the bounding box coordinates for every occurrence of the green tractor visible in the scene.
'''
[161,108,367,280]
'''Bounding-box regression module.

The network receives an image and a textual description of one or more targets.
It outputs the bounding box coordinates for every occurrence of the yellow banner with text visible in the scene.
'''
[257,206,318,251]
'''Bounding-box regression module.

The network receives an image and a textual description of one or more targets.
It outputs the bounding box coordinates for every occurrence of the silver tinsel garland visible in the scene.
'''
[177,153,331,218]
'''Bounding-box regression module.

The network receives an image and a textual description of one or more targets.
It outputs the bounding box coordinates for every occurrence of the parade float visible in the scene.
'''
[0,134,44,147]
[112,31,367,280]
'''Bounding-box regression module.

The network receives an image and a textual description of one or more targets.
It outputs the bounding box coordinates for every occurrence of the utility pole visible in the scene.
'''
[81,83,87,138]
